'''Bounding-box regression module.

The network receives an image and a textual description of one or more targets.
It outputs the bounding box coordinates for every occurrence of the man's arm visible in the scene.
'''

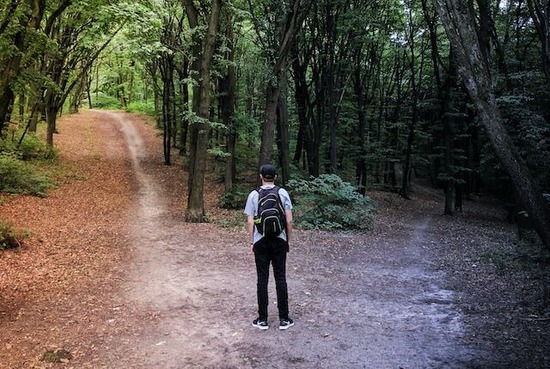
[285,209,293,244]
[247,215,255,252]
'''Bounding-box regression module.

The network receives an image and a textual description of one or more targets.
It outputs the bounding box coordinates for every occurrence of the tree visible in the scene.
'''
[433,0,550,246]
[40,0,126,147]
[399,0,428,199]
[219,8,237,191]
[527,0,550,87]
[184,0,223,222]
[248,0,313,177]
[0,0,46,133]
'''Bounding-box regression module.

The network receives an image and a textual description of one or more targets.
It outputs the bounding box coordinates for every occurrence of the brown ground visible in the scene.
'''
[0,110,549,369]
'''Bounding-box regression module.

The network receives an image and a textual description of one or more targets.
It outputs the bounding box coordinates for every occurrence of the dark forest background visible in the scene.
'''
[1,0,549,244]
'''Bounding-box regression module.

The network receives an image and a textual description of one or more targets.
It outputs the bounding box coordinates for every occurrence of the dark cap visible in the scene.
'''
[260,164,277,180]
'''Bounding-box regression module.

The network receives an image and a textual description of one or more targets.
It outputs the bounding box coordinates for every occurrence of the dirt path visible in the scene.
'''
[2,110,548,368]
[105,111,484,368]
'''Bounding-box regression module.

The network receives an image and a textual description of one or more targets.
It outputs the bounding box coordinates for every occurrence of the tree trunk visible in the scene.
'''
[160,56,175,165]
[221,14,236,192]
[527,0,550,86]
[434,0,550,246]
[444,180,454,215]
[257,0,312,166]
[0,0,46,132]
[185,0,222,223]
[443,118,454,215]
[353,47,368,195]
[291,44,309,167]
[179,67,189,156]
[45,104,57,148]
[277,76,290,185]
[260,83,281,166]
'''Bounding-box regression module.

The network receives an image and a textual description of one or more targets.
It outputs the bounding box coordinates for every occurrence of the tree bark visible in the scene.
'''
[434,0,550,246]
[185,0,222,223]
[0,0,46,131]
[527,0,550,86]
[221,12,236,192]
[257,0,312,167]
[276,76,290,185]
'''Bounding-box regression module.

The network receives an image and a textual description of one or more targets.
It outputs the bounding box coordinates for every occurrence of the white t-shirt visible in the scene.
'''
[244,185,292,244]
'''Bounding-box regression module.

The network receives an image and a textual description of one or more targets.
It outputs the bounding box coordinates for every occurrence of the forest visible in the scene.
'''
[1,0,549,246]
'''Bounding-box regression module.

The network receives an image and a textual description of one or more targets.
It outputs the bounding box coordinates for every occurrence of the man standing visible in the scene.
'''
[244,164,294,330]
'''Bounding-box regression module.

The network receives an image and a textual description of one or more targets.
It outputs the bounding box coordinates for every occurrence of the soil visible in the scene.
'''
[0,110,549,369]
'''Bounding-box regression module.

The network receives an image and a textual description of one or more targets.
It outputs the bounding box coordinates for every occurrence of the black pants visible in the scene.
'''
[254,237,289,321]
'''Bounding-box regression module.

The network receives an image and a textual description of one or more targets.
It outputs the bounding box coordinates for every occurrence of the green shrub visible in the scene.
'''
[0,128,54,161]
[287,174,378,231]
[219,185,249,210]
[0,220,30,250]
[0,152,55,196]
[125,100,156,116]
[16,133,49,160]
[91,94,121,109]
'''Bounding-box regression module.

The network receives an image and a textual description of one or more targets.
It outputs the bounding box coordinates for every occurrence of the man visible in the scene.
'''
[244,164,294,330]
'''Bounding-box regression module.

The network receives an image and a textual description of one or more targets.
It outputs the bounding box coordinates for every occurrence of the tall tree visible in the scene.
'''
[0,0,45,133]
[433,0,550,246]
[248,0,312,176]
[41,0,126,147]
[219,8,237,191]
[527,0,550,87]
[400,0,428,199]
[184,0,222,222]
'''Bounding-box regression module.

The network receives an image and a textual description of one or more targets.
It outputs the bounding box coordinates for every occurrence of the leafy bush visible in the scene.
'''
[0,152,55,196]
[219,185,249,210]
[16,133,50,160]
[91,94,121,109]
[286,174,377,231]
[125,101,156,116]
[0,220,30,250]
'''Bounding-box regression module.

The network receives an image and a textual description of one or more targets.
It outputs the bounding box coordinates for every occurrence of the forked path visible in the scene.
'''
[104,110,492,368]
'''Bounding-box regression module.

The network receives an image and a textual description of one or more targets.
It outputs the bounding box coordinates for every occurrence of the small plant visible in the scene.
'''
[0,152,56,196]
[16,133,50,160]
[219,185,249,210]
[217,213,244,229]
[480,250,512,275]
[0,220,30,250]
[287,174,378,231]
[125,101,156,116]
[90,94,121,109]
[42,348,72,363]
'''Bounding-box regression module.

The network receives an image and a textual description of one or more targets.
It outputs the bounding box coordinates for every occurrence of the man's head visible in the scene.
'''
[260,164,277,182]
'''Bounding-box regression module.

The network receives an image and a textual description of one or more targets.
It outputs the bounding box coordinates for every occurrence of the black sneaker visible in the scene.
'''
[279,318,294,330]
[252,318,269,330]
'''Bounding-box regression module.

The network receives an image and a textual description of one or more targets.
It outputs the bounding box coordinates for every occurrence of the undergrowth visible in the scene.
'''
[0,220,30,250]
[0,130,57,196]
[287,174,378,231]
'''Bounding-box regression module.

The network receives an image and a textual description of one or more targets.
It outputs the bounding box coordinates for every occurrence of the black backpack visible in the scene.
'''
[254,186,286,237]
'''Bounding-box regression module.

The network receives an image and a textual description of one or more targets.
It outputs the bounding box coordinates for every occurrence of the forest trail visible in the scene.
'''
[1,110,547,369]
[105,111,483,368]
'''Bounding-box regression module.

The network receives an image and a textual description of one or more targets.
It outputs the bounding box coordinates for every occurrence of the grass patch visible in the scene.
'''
[0,152,56,197]
[0,220,30,250]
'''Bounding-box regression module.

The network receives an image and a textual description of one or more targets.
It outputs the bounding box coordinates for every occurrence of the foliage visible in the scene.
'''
[125,101,156,116]
[0,132,50,161]
[0,220,30,250]
[219,185,249,210]
[0,152,55,196]
[287,174,377,231]
[3,0,550,222]
[90,93,122,109]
